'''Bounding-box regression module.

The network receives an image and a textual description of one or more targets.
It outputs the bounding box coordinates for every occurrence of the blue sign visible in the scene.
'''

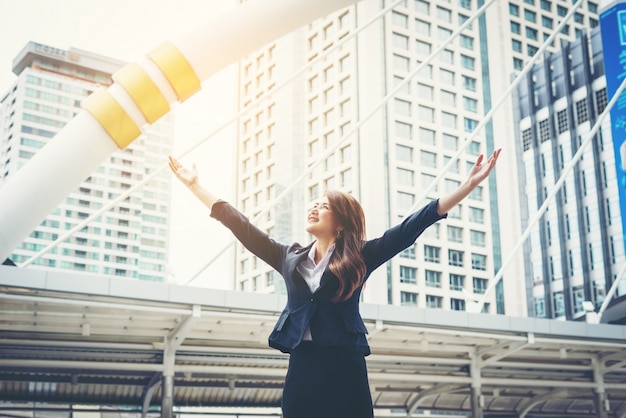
[600,1,626,249]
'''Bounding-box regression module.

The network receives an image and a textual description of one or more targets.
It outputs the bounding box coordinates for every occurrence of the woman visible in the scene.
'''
[168,148,501,418]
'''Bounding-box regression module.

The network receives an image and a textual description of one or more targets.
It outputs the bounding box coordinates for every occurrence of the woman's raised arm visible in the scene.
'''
[168,156,219,211]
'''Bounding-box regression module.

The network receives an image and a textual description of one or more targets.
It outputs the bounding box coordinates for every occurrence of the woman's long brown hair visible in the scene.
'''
[325,190,367,302]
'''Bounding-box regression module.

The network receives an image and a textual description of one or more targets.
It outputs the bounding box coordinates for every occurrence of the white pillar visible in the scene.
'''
[0,0,358,262]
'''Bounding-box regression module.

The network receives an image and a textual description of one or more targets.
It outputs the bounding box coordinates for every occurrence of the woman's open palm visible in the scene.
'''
[467,149,501,189]
[168,156,198,187]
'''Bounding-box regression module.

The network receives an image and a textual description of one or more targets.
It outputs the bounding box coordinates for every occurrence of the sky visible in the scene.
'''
[0,0,242,289]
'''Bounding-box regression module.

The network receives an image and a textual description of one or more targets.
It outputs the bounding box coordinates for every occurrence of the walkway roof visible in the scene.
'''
[1,265,626,417]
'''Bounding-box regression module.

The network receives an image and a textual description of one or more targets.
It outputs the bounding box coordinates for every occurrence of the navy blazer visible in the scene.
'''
[210,199,445,355]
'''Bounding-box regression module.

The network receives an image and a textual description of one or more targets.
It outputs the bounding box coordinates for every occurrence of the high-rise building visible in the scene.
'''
[512,27,626,320]
[0,42,174,281]
[230,0,599,315]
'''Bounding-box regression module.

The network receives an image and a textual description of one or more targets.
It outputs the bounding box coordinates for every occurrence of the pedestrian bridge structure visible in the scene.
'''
[1,265,626,418]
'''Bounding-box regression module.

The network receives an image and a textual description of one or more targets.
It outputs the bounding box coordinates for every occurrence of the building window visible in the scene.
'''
[425,245,441,263]
[419,127,436,145]
[392,11,409,28]
[396,144,413,162]
[447,226,463,243]
[440,69,455,85]
[442,112,457,128]
[524,9,536,22]
[441,90,456,106]
[576,99,589,123]
[471,253,487,270]
[540,0,551,11]
[556,109,568,133]
[596,88,608,113]
[436,6,452,22]
[557,5,567,16]
[425,270,442,288]
[470,230,485,246]
[534,296,546,317]
[463,76,476,91]
[513,58,523,70]
[464,97,478,112]
[400,266,417,284]
[464,118,478,132]
[443,133,458,150]
[426,294,442,308]
[511,21,521,34]
[416,40,432,56]
[539,119,550,142]
[393,54,410,72]
[459,0,472,9]
[415,0,430,14]
[395,121,413,139]
[400,244,416,259]
[461,55,475,70]
[415,19,431,36]
[418,105,435,122]
[450,274,465,291]
[421,150,437,168]
[553,291,565,317]
[573,285,584,314]
[542,15,553,28]
[393,32,409,49]
[451,298,466,311]
[438,27,453,42]
[397,168,414,186]
[512,39,522,53]
[509,3,520,16]
[460,35,474,50]
[417,83,434,100]
[526,27,538,40]
[449,250,464,267]
[473,277,487,294]
[395,98,412,116]
[470,207,484,223]
[401,291,418,306]
[522,128,533,151]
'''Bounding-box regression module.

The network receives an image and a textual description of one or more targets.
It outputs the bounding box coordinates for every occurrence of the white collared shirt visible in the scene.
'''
[296,243,335,340]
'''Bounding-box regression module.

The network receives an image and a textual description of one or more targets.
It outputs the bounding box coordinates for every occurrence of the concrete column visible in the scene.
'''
[470,386,484,418]
[161,374,174,418]
[470,353,484,418]
[594,390,608,418]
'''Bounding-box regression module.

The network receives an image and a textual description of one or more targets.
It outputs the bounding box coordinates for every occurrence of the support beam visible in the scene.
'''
[592,357,608,418]
[405,383,463,417]
[161,305,201,418]
[141,372,162,418]
[516,388,574,418]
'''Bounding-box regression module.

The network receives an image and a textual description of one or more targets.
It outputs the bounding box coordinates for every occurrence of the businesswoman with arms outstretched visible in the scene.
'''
[169,148,501,418]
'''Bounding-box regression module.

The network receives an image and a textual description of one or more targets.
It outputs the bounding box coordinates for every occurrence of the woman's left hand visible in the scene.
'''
[467,148,502,189]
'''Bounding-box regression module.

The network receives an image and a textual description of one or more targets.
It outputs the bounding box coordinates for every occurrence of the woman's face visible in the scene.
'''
[305,196,340,239]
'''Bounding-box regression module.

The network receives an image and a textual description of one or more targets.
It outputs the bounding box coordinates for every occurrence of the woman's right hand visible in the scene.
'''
[168,156,198,187]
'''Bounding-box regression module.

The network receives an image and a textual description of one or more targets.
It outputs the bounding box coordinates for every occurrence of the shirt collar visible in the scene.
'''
[307,242,336,265]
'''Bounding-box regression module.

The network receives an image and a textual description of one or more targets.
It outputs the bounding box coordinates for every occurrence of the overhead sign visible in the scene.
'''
[600,0,626,248]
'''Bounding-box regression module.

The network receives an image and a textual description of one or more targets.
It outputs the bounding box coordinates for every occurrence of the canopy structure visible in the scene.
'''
[1,265,626,417]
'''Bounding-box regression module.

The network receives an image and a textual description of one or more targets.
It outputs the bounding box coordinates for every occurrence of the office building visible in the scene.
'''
[230,0,599,315]
[512,27,626,320]
[0,42,174,281]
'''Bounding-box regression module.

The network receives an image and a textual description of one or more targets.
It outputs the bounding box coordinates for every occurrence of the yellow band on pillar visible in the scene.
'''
[83,88,141,150]
[113,63,170,124]
[148,41,201,102]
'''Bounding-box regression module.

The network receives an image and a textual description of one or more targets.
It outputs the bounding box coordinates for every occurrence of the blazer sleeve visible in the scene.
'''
[210,200,288,272]
[362,199,446,272]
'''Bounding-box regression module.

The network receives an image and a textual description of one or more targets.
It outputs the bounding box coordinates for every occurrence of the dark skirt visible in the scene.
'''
[281,341,374,418]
